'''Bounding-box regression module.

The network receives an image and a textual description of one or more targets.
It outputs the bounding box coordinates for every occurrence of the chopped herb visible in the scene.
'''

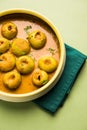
[24,25,32,34]
[29,54,36,62]
[47,48,56,55]
[29,53,33,57]
[42,80,48,85]
[21,51,26,55]
[33,57,36,62]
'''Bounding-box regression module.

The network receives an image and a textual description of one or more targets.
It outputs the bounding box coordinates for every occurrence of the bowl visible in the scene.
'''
[0,9,66,102]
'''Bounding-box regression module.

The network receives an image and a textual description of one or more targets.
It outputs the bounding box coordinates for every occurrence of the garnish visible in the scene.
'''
[42,80,48,85]
[29,53,36,62]
[24,25,32,34]
[47,48,56,55]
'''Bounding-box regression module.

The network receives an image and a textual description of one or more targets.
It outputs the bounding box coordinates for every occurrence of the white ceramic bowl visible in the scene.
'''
[0,9,66,102]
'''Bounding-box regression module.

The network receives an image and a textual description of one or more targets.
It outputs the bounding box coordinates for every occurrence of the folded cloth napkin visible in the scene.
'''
[34,44,87,113]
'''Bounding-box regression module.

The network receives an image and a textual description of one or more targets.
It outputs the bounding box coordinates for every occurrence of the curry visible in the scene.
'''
[0,13,60,94]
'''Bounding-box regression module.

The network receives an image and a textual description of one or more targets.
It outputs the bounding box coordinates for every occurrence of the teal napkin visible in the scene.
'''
[34,44,87,113]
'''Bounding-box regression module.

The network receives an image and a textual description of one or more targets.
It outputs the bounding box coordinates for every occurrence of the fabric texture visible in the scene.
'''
[34,44,87,113]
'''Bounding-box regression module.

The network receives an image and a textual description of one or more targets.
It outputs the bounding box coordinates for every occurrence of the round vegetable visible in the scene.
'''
[11,38,30,57]
[0,37,10,54]
[38,56,58,73]
[16,55,35,74]
[3,70,22,90]
[32,69,49,86]
[1,22,17,40]
[28,30,46,49]
[0,53,16,72]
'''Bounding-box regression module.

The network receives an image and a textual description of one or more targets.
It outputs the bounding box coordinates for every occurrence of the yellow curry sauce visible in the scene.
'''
[0,13,60,94]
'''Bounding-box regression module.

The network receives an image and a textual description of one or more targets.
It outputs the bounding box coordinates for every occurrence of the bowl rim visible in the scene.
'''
[0,9,66,101]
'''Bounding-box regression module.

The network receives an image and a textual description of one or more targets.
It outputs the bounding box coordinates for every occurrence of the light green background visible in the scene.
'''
[0,0,87,130]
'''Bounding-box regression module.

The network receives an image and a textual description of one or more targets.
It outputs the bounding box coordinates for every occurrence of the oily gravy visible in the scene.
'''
[0,13,60,94]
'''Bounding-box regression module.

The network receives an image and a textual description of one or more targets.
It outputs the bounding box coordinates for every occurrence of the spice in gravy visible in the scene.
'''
[0,13,60,94]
